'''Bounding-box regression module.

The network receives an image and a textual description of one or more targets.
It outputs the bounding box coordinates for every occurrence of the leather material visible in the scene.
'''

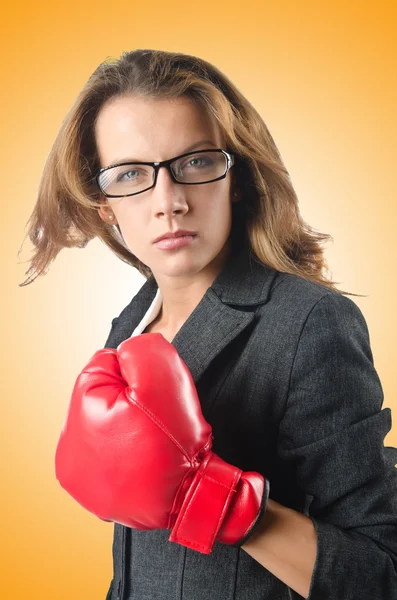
[55,332,267,554]
[169,452,265,552]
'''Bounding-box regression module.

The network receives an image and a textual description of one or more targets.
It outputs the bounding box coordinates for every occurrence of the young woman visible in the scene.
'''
[21,49,397,600]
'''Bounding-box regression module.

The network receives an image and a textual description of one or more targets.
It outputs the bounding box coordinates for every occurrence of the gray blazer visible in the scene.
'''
[103,244,397,600]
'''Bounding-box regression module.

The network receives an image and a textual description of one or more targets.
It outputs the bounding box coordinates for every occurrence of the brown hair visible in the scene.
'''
[18,48,362,297]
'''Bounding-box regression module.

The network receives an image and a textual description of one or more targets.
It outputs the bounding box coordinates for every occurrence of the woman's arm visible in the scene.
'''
[246,292,397,599]
[242,498,317,598]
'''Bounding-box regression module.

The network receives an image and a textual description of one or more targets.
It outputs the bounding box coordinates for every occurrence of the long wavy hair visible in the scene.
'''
[19,48,361,297]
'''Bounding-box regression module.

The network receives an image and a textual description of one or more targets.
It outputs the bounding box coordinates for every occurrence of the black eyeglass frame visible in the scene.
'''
[96,148,235,198]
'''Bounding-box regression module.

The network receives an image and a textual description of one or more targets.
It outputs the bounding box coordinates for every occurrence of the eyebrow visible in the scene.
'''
[107,140,218,166]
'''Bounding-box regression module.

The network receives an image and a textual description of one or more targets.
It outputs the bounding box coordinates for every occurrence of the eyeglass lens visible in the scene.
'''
[98,151,228,197]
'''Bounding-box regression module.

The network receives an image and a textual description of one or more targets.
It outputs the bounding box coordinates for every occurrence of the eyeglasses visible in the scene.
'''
[96,149,235,198]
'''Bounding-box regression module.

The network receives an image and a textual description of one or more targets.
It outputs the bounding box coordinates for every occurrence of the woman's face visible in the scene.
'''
[95,95,238,283]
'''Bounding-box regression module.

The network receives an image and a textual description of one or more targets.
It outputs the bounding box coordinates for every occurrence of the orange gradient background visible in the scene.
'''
[3,1,397,598]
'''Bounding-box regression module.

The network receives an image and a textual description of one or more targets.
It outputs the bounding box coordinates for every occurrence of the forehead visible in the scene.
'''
[94,95,224,165]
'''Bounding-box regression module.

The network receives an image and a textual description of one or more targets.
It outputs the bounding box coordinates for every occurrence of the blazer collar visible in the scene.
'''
[109,244,280,383]
[210,244,278,306]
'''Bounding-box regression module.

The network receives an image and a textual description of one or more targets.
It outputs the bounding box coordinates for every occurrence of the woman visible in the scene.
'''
[21,49,397,600]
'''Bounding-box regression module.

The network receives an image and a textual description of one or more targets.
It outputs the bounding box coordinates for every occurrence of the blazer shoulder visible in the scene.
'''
[272,271,361,312]
[263,270,368,339]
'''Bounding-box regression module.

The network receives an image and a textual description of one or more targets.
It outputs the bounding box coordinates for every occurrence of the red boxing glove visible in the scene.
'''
[55,333,269,554]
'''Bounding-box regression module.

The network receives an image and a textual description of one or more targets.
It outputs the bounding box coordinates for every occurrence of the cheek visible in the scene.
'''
[204,196,233,224]
[198,184,232,216]
[113,202,148,232]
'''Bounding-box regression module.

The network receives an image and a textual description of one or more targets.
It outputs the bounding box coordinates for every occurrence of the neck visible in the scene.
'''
[153,240,233,332]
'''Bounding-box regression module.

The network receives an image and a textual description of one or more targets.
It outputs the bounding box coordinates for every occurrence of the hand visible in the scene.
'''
[55,333,269,554]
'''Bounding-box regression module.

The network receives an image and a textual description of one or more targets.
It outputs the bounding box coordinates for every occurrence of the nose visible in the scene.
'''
[151,165,189,218]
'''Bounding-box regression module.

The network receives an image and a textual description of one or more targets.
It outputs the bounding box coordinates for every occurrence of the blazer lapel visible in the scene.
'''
[171,289,256,382]
[107,244,280,384]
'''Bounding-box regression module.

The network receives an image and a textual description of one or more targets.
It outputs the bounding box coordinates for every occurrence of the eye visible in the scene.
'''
[183,156,213,169]
[116,168,140,182]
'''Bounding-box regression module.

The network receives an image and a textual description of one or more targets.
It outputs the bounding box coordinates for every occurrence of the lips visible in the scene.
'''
[153,230,197,243]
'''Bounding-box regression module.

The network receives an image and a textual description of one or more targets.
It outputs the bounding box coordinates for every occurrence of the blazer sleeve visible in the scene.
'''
[276,292,397,600]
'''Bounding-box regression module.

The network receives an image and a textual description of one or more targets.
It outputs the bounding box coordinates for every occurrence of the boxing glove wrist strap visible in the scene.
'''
[169,452,243,554]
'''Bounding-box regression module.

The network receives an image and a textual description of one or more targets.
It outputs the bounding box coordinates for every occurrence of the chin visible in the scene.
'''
[151,250,206,277]
[159,260,204,279]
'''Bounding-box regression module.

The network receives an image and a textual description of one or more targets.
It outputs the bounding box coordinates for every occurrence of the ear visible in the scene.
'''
[97,200,119,225]
[231,189,241,204]
[230,164,242,204]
